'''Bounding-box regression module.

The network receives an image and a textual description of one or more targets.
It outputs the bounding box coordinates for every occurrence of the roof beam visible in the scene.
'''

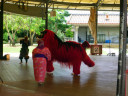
[1,0,123,9]
[96,0,102,7]
[96,0,101,7]
[50,1,95,6]
[101,4,120,7]
[50,1,121,7]
[0,2,122,8]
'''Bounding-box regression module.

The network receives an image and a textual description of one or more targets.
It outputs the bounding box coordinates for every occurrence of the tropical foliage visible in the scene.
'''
[3,10,73,46]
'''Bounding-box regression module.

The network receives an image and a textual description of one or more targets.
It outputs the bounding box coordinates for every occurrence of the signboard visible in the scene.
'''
[90,45,102,55]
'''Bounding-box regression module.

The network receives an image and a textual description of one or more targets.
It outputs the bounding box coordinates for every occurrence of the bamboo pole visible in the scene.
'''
[116,0,127,95]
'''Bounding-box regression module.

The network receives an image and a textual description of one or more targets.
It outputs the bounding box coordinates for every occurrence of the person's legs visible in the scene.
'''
[19,49,23,64]
[38,82,44,86]
[25,59,28,64]
[25,55,29,64]
[19,59,23,64]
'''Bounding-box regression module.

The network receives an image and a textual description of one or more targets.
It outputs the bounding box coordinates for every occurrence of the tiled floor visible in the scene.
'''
[0,55,126,96]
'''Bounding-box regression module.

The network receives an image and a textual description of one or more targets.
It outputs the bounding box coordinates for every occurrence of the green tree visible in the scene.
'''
[17,16,45,45]
[22,17,44,45]
[3,10,72,46]
[4,13,22,46]
[65,27,73,37]
[48,10,71,33]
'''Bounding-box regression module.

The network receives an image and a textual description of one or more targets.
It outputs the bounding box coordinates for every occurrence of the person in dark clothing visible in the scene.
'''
[78,36,81,43]
[8,36,11,45]
[19,36,30,64]
[8,36,10,41]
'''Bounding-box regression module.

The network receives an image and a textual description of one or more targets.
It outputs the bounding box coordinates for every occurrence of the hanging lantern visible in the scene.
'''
[50,10,56,17]
[18,0,28,11]
[50,3,56,17]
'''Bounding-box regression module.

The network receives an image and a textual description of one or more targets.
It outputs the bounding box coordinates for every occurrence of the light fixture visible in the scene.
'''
[18,0,28,11]
[50,3,56,17]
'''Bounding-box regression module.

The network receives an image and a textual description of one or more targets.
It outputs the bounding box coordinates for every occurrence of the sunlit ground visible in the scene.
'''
[3,43,122,55]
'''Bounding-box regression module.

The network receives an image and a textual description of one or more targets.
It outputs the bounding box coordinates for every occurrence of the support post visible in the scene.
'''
[74,26,79,42]
[86,28,87,41]
[88,7,97,45]
[95,6,98,45]
[45,0,49,29]
[116,0,127,96]
[0,0,4,59]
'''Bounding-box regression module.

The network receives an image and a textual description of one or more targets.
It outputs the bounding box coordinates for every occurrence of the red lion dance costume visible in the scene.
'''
[41,29,95,75]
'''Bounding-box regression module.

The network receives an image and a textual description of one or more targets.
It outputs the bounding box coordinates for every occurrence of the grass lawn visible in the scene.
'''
[3,44,36,53]
[3,44,113,55]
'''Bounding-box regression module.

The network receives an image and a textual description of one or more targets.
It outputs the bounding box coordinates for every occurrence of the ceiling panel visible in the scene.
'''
[0,0,127,16]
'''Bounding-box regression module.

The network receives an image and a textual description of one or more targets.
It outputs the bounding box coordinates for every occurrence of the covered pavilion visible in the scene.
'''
[0,0,127,96]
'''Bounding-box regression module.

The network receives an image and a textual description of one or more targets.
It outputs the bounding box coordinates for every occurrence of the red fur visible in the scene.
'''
[82,41,90,49]
[42,29,95,75]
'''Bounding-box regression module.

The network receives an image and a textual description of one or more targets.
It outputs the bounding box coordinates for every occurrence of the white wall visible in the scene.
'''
[78,27,87,42]
[97,27,119,43]
[77,26,120,43]
[73,26,79,42]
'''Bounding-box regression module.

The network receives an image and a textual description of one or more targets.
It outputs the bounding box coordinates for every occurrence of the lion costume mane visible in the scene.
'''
[41,29,95,75]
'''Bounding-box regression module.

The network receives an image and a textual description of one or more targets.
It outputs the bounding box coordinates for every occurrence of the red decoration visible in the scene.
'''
[42,29,95,75]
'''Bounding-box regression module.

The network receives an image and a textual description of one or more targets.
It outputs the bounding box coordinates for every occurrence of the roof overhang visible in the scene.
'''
[3,3,46,17]
[68,23,120,27]
[0,0,125,11]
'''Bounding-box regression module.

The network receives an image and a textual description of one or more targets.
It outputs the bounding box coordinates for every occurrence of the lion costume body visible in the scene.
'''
[41,29,95,75]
